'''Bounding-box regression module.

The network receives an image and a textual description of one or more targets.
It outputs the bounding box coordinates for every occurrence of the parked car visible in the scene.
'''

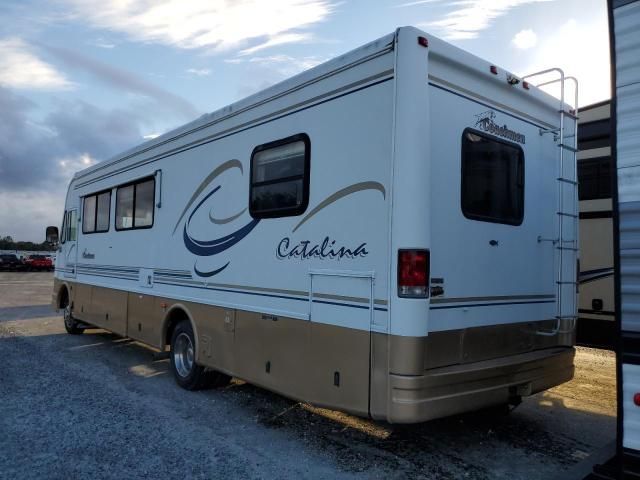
[0,254,25,271]
[24,255,54,271]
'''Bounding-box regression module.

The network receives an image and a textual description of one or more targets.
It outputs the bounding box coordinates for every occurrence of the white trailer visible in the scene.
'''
[609,0,640,475]
[49,27,577,423]
[576,100,615,350]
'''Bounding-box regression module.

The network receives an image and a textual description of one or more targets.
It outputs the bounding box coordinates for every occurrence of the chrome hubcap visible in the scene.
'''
[174,332,194,378]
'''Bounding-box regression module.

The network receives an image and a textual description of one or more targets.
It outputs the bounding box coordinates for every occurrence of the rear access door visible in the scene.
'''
[429,85,561,336]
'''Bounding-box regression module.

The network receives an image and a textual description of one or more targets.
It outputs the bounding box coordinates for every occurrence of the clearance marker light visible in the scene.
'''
[634,393,640,407]
[490,65,498,75]
[418,36,428,47]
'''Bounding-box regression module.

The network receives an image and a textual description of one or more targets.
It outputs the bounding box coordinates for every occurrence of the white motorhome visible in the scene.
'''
[50,27,578,423]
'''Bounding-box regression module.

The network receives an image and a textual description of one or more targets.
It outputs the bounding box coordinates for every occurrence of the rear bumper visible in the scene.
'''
[386,346,575,423]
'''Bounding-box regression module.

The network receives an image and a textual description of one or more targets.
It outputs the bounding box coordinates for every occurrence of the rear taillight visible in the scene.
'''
[398,249,430,298]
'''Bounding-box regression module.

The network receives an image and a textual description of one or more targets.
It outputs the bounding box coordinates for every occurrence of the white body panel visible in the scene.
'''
[55,27,571,340]
[612,0,640,457]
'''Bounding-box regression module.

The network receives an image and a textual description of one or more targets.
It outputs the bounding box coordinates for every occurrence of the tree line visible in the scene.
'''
[0,236,55,252]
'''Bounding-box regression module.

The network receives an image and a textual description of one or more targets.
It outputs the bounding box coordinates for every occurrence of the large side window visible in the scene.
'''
[250,133,310,218]
[82,190,111,234]
[116,177,155,230]
[578,156,611,200]
[461,129,524,226]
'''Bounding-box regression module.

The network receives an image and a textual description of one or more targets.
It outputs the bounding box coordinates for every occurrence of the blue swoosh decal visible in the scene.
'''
[183,186,260,257]
[194,261,230,278]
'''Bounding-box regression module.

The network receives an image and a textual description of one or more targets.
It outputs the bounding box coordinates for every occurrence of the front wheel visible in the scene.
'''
[170,320,230,390]
[62,299,84,335]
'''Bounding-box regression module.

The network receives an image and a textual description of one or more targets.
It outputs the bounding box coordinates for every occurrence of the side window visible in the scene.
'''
[116,177,155,230]
[82,190,111,234]
[96,191,111,231]
[250,133,310,218]
[83,195,97,233]
[68,210,78,241]
[60,212,67,244]
[461,129,524,226]
[578,156,611,200]
[116,185,134,229]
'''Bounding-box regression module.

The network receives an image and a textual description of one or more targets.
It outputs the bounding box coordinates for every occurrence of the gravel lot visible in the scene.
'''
[0,272,616,479]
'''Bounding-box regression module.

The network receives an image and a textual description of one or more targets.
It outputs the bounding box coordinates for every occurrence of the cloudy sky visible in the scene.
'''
[0,0,610,241]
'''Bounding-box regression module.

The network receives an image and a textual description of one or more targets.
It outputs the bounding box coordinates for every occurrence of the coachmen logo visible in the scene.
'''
[474,110,526,144]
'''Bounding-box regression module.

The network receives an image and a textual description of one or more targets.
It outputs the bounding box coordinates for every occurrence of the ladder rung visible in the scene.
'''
[557,211,578,218]
[557,177,578,185]
[558,143,578,153]
[556,246,578,251]
[561,110,579,121]
[556,281,578,285]
[555,315,577,320]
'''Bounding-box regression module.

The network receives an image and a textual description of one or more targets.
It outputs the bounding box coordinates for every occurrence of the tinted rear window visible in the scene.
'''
[461,129,525,226]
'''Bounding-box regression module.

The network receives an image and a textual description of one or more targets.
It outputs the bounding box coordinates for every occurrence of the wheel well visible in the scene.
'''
[58,285,69,309]
[164,307,190,348]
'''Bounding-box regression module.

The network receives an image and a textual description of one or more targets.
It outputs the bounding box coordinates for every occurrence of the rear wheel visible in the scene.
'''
[170,320,230,390]
[62,293,84,335]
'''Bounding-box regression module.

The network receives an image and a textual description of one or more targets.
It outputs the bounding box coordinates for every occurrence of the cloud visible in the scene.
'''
[0,92,160,198]
[0,38,73,90]
[234,54,325,76]
[62,0,333,52]
[223,53,327,101]
[512,28,537,49]
[186,68,211,76]
[396,0,444,7]
[0,87,145,193]
[517,17,610,107]
[420,0,554,40]
[0,86,151,240]
[42,44,199,119]
[239,32,312,55]
[88,37,116,49]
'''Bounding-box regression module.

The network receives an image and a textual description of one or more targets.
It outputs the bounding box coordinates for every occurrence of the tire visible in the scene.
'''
[62,294,84,335]
[170,320,230,390]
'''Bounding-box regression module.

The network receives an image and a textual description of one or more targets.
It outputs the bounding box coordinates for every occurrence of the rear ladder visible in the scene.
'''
[523,68,579,335]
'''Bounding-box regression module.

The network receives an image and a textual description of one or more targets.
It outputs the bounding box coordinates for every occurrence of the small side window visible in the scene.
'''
[461,129,524,226]
[116,177,155,230]
[96,191,111,231]
[68,210,78,241]
[82,190,111,234]
[83,196,97,233]
[134,179,154,227]
[250,133,310,218]
[116,185,134,229]
[60,212,67,244]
